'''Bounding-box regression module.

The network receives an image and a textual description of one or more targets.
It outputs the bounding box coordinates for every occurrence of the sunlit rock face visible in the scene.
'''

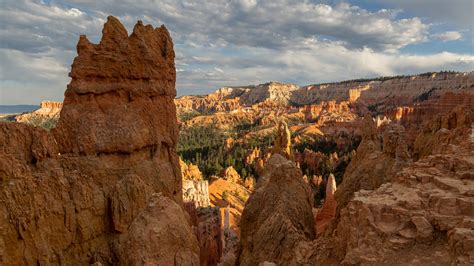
[15,101,62,128]
[0,16,199,265]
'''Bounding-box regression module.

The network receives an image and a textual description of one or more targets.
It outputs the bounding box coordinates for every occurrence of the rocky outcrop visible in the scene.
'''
[303,101,357,125]
[176,73,473,132]
[335,115,410,209]
[175,88,243,115]
[181,158,203,181]
[238,155,315,265]
[239,82,298,106]
[181,177,223,265]
[245,147,261,165]
[208,176,251,237]
[272,120,294,160]
[118,193,200,265]
[221,166,241,183]
[0,16,199,265]
[295,149,326,174]
[411,95,474,160]
[327,114,474,264]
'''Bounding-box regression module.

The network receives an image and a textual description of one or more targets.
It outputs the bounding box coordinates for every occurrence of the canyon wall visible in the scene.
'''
[175,72,473,117]
[292,72,473,107]
[0,16,199,265]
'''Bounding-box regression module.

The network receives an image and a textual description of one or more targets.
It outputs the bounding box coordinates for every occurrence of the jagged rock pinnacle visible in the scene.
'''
[272,120,294,160]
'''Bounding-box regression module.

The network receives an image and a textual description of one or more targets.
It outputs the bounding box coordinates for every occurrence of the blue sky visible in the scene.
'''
[1,0,473,104]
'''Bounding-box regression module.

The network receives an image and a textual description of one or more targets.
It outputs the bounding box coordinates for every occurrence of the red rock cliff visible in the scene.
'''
[0,16,198,265]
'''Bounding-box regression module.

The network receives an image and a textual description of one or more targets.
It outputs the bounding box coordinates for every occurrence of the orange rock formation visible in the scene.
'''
[238,155,315,265]
[315,174,337,235]
[0,16,199,264]
[272,120,294,160]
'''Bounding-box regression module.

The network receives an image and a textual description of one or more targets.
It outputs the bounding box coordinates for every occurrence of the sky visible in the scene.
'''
[0,0,473,104]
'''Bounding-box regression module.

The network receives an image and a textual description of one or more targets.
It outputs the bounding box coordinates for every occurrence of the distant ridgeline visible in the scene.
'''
[175,71,474,116]
[0,105,38,115]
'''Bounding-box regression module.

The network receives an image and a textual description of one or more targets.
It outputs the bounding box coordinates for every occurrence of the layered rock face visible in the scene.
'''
[177,72,472,117]
[175,82,298,115]
[0,16,199,265]
[239,82,299,106]
[238,155,315,265]
[292,72,473,107]
[175,87,243,115]
[183,179,211,208]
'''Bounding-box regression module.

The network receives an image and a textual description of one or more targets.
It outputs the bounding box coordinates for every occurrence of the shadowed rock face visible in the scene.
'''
[238,154,315,265]
[0,16,198,265]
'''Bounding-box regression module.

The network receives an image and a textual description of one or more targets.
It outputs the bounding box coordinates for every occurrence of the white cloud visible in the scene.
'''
[0,0,472,103]
[57,0,430,51]
[175,41,474,96]
[0,48,69,104]
[433,31,463,42]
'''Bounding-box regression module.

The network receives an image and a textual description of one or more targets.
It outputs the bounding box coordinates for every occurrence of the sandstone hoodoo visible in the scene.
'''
[0,16,199,264]
[315,173,337,235]
[272,120,294,160]
[238,154,316,265]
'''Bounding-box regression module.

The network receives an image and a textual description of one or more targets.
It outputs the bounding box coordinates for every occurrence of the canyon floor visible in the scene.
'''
[1,16,473,265]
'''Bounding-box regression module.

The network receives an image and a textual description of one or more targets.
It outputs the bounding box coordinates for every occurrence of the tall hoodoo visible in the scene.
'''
[272,120,294,160]
[315,173,338,234]
[0,16,198,265]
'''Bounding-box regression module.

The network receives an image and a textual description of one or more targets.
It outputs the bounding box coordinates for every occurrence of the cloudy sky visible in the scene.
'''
[1,0,473,104]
